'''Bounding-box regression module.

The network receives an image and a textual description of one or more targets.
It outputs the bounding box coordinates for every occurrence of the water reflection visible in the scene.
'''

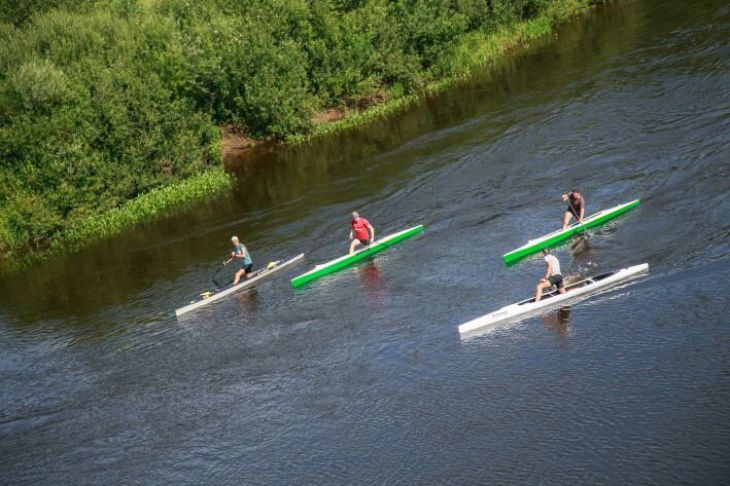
[542,307,572,343]
[235,287,260,314]
[570,235,590,256]
[357,261,386,308]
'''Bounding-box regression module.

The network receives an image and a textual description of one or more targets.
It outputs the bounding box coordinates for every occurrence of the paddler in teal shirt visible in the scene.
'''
[224,236,253,285]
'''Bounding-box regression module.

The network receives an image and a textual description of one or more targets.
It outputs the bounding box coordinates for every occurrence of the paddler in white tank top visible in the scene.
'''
[535,248,566,302]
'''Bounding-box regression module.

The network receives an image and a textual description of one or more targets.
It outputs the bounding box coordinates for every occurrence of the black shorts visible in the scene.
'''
[240,263,253,274]
[549,274,564,289]
[357,238,369,245]
[566,203,582,218]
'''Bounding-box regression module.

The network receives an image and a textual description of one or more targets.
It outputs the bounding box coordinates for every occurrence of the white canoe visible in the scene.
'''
[458,263,649,334]
[175,253,304,317]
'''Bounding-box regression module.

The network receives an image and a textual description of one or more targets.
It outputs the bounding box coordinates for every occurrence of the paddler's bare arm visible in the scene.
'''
[368,224,375,242]
[225,248,247,264]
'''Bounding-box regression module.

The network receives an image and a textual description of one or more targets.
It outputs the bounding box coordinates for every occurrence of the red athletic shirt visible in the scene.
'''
[351,217,371,241]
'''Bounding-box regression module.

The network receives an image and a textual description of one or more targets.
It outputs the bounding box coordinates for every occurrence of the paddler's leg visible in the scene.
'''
[535,278,551,302]
[562,210,573,230]
[233,268,243,285]
[349,239,362,255]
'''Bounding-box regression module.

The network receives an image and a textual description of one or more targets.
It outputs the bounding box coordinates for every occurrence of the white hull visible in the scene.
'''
[458,263,649,334]
[175,253,304,317]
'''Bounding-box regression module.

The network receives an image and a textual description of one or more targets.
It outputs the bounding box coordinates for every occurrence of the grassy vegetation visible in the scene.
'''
[300,0,594,142]
[53,169,233,250]
[0,0,603,263]
[4,168,234,268]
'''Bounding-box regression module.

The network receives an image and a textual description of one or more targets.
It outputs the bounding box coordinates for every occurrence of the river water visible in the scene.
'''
[2,1,729,484]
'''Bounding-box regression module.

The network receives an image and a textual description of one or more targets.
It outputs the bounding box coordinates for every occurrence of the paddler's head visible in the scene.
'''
[231,236,239,245]
[543,248,551,255]
[351,211,359,220]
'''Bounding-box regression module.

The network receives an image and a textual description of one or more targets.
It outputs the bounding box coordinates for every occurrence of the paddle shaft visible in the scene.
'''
[213,250,242,286]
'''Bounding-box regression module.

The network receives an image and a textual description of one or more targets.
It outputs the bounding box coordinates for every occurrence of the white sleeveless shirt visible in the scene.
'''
[544,254,561,276]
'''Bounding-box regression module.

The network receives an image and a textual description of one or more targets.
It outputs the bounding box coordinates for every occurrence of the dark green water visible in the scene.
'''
[2,1,729,483]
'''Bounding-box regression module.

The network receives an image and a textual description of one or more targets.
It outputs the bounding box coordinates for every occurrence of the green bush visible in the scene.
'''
[0,0,599,259]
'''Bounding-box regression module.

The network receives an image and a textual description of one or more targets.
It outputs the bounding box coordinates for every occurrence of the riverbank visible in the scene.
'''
[225,0,597,150]
[1,169,233,270]
[297,0,596,143]
[2,0,603,268]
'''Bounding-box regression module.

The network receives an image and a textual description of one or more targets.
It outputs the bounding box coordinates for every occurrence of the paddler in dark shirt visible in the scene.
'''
[561,190,585,230]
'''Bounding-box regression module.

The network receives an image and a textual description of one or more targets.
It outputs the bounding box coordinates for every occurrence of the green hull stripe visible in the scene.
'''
[291,225,424,287]
[503,199,640,265]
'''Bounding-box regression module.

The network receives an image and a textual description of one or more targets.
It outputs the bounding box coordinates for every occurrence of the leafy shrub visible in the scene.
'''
[0,0,597,258]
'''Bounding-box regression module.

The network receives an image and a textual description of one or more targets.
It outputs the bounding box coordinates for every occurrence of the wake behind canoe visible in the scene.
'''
[503,199,640,265]
[291,225,424,287]
[176,253,304,317]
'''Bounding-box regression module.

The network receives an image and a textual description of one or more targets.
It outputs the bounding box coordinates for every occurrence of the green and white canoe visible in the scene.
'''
[291,224,424,287]
[503,199,640,265]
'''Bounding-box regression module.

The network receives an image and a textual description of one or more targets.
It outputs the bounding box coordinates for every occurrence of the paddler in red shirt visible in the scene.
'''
[349,211,375,254]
